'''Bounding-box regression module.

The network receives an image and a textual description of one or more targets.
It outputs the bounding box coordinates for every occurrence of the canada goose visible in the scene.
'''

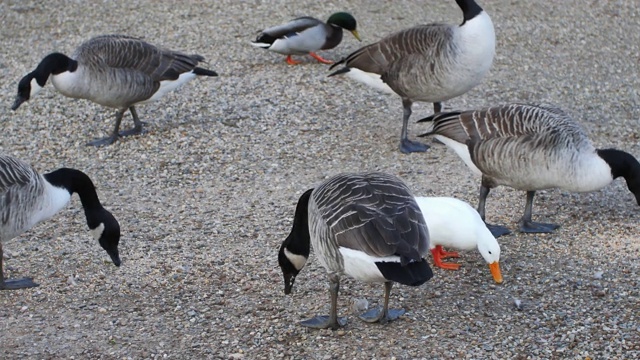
[0,154,121,290]
[11,34,218,147]
[251,12,361,65]
[415,196,502,283]
[278,172,433,330]
[418,103,640,236]
[328,0,495,154]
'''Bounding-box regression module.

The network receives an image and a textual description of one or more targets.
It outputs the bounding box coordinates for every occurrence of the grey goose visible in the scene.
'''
[328,0,495,153]
[418,103,640,236]
[0,154,121,290]
[251,12,361,65]
[11,34,218,146]
[278,172,433,330]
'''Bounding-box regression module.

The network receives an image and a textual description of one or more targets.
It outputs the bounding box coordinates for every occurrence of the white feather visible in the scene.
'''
[29,181,72,229]
[415,196,500,265]
[284,248,307,271]
[339,247,398,282]
[435,135,483,176]
[344,68,395,94]
[139,71,197,104]
[90,223,105,241]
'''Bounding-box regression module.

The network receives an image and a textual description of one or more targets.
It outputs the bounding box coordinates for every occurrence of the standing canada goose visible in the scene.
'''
[418,103,640,236]
[0,154,121,290]
[328,0,495,154]
[251,12,361,65]
[278,172,433,330]
[11,34,218,147]
[415,196,502,283]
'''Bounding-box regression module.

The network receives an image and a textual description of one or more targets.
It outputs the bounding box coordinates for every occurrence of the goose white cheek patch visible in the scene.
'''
[30,78,43,98]
[284,248,307,270]
[90,223,105,241]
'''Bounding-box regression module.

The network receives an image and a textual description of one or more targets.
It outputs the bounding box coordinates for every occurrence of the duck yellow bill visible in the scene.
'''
[350,30,362,42]
[489,262,503,284]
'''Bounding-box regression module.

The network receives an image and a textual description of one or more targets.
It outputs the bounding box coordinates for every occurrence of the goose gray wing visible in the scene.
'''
[256,17,324,43]
[0,155,37,196]
[74,35,204,81]
[313,172,429,264]
[330,24,454,92]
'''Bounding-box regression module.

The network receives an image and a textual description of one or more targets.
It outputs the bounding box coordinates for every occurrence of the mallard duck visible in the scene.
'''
[0,154,121,290]
[328,0,495,153]
[415,196,502,283]
[251,12,361,65]
[11,34,218,146]
[418,103,640,236]
[278,172,432,329]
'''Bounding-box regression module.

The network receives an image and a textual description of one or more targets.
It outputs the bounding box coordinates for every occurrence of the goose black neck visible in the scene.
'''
[283,188,313,257]
[456,0,483,24]
[32,53,77,86]
[598,148,640,204]
[44,168,103,211]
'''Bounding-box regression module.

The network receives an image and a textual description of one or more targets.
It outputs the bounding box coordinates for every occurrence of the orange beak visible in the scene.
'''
[489,262,503,284]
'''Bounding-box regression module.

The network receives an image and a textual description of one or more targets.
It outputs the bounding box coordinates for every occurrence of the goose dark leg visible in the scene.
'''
[433,102,442,113]
[478,183,511,238]
[87,109,126,146]
[518,191,560,233]
[400,99,429,153]
[359,282,405,323]
[300,274,346,330]
[0,243,38,291]
[118,106,146,137]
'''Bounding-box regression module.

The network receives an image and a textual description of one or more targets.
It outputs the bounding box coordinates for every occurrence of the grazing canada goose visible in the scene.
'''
[418,103,640,236]
[328,0,495,154]
[278,172,433,330]
[415,196,502,283]
[0,154,121,290]
[251,12,361,65]
[11,34,218,147]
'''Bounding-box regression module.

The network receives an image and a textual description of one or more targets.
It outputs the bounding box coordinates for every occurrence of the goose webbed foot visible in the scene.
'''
[359,307,405,324]
[299,315,347,330]
[118,122,147,137]
[0,277,39,290]
[87,135,119,147]
[519,220,560,234]
[485,223,511,238]
[400,138,430,154]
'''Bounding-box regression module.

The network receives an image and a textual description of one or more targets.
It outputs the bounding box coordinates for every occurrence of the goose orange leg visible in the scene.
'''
[431,246,460,270]
[309,52,333,64]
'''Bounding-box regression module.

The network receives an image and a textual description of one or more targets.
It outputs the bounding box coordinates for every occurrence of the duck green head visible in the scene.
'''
[327,12,361,41]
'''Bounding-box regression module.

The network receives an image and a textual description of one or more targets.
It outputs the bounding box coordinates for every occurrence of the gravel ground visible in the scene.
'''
[1,0,639,359]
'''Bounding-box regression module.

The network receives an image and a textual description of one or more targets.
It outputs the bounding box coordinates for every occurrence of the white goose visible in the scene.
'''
[418,103,640,236]
[11,34,218,146]
[0,154,121,290]
[328,0,495,153]
[278,172,432,330]
[415,196,502,283]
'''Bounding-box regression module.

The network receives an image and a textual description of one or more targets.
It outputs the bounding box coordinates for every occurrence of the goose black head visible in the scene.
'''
[12,53,77,110]
[597,149,640,206]
[278,188,313,294]
[90,208,122,267]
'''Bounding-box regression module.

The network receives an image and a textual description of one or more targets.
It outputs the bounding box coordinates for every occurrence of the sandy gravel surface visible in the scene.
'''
[0,0,638,359]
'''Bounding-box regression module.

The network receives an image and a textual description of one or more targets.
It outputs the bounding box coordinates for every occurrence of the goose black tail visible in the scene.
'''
[194,68,218,76]
[376,259,433,287]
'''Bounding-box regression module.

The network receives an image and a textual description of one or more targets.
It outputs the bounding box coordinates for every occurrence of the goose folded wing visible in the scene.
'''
[331,203,427,265]
[0,156,35,195]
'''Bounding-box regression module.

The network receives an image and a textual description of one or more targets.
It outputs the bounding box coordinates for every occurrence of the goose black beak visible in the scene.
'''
[106,249,121,267]
[283,273,296,295]
[11,95,27,111]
